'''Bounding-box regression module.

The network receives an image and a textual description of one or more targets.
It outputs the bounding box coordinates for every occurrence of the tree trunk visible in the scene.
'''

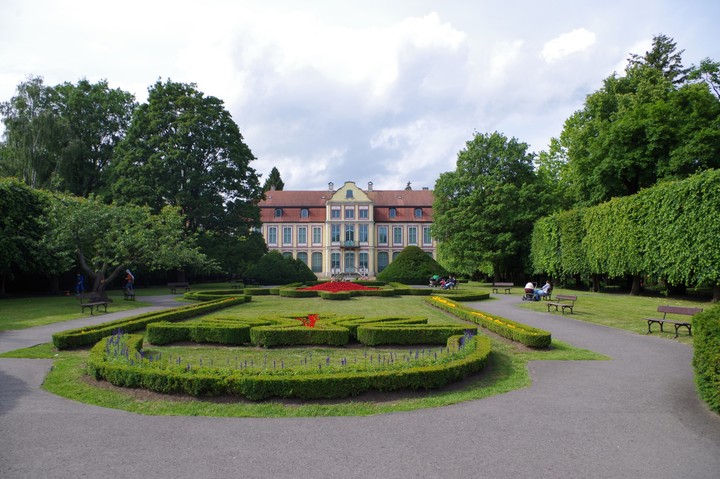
[630,275,641,296]
[0,274,5,297]
[591,274,601,292]
[713,284,719,303]
[49,275,60,295]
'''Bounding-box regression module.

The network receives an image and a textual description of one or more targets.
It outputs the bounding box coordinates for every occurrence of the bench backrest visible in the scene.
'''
[77,293,107,302]
[556,294,577,302]
[493,282,514,287]
[657,305,703,317]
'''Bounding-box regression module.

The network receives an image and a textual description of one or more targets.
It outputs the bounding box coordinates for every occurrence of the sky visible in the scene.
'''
[1,0,719,191]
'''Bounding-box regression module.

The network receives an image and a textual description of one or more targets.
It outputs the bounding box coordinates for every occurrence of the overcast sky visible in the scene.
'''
[2,0,719,191]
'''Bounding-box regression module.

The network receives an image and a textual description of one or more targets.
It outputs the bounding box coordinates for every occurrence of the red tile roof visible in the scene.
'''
[259,189,434,223]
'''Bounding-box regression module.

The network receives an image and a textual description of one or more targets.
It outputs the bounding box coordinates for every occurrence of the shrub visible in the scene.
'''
[426,296,551,348]
[377,246,448,285]
[52,296,247,349]
[244,251,317,285]
[693,305,720,414]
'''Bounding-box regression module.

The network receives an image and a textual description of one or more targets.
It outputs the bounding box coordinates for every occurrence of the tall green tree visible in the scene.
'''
[559,34,720,206]
[262,166,285,192]
[0,76,65,188]
[110,79,264,272]
[432,131,542,280]
[53,79,136,197]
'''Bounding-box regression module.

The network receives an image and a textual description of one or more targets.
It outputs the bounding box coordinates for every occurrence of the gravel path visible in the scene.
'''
[1,293,719,479]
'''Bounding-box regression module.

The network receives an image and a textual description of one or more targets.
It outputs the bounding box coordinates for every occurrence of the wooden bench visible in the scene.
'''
[228,279,244,290]
[77,293,110,315]
[492,282,514,294]
[645,305,703,338]
[168,282,190,294]
[123,288,135,300]
[546,294,577,314]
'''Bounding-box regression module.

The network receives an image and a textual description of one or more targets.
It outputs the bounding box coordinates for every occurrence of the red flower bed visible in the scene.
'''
[298,281,379,292]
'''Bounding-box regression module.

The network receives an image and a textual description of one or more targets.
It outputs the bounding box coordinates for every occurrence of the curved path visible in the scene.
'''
[1,293,719,479]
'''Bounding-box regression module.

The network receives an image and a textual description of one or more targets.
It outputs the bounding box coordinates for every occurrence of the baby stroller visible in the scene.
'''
[522,287,536,301]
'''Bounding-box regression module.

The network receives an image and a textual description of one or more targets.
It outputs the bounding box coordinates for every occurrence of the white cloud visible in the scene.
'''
[541,28,596,63]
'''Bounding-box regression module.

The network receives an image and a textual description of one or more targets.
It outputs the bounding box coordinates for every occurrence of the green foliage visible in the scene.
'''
[426,296,552,348]
[262,166,285,192]
[377,246,447,284]
[692,305,720,413]
[560,35,720,206]
[530,169,720,291]
[432,131,543,279]
[87,331,492,400]
[108,79,264,273]
[0,77,135,196]
[0,178,51,282]
[244,251,317,285]
[52,296,246,349]
[48,194,214,291]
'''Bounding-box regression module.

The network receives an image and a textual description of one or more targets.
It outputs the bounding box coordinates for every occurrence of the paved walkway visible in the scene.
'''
[1,293,719,479]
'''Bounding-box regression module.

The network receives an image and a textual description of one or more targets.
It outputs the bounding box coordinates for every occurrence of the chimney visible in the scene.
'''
[368,181,373,191]
[422,187,429,190]
[328,182,334,191]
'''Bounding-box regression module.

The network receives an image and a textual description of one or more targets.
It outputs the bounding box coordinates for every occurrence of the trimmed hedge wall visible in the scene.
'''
[87,332,492,400]
[357,324,476,346]
[426,296,551,348]
[693,305,720,414]
[52,296,248,349]
[438,292,490,301]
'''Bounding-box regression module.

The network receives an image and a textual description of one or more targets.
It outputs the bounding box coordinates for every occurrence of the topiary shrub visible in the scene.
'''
[377,246,448,285]
[244,251,317,285]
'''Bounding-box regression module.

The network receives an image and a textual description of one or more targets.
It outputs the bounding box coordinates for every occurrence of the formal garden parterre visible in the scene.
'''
[55,282,552,401]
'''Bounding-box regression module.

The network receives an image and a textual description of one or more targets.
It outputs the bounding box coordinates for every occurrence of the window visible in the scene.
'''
[297,227,307,245]
[359,207,369,219]
[345,189,354,199]
[408,227,417,245]
[378,226,388,244]
[331,207,341,219]
[423,226,432,245]
[345,224,355,242]
[283,227,292,245]
[311,252,322,272]
[389,208,397,218]
[392,251,400,260]
[377,252,389,272]
[344,207,354,219]
[359,252,368,270]
[274,208,283,218]
[331,224,341,242]
[312,226,322,244]
[393,226,402,245]
[300,208,309,218]
[297,252,308,265]
[414,208,423,218]
[268,226,277,245]
[282,251,293,259]
[344,251,355,272]
[359,224,368,243]
[331,252,341,270]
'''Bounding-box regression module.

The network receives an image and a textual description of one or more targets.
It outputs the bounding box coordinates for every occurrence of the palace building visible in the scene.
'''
[257,181,436,279]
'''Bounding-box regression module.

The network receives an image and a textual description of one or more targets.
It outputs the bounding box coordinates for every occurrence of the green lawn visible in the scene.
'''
[518,287,709,345]
[0,292,152,330]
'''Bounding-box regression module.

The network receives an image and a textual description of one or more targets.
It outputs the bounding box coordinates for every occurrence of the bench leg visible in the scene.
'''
[674,323,691,338]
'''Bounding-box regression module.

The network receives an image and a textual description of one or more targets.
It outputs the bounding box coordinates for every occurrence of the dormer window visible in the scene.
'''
[300,208,309,218]
[414,208,423,218]
[389,208,397,219]
[274,208,283,218]
[346,190,354,199]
